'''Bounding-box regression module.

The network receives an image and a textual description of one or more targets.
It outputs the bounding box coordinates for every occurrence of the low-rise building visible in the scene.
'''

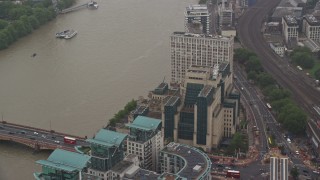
[34,149,90,180]
[270,42,285,57]
[282,15,299,44]
[159,142,212,179]
[302,15,320,42]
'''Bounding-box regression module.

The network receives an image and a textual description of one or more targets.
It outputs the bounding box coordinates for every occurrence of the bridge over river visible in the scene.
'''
[0,121,89,152]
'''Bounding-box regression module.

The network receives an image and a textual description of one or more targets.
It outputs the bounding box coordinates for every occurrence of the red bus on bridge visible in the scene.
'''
[226,170,240,179]
[64,136,77,144]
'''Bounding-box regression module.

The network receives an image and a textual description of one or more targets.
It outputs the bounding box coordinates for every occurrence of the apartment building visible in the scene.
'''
[170,32,234,84]
[126,116,163,172]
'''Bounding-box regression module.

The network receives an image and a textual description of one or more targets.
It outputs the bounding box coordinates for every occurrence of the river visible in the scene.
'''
[0,0,197,179]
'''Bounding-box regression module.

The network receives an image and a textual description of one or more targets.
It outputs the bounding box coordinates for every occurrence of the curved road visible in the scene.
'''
[237,0,320,118]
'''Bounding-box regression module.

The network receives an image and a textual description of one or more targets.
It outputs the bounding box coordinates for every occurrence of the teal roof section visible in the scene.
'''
[36,149,90,172]
[86,129,127,147]
[126,115,161,131]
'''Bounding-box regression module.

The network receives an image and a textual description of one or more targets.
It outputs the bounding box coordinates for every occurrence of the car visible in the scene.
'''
[29,137,35,140]
[51,136,56,139]
[295,151,299,155]
[8,131,14,134]
[287,138,291,143]
[241,87,244,90]
[313,170,320,174]
[33,132,39,135]
[54,140,60,144]
[303,170,309,174]
[41,135,46,138]
[20,131,26,134]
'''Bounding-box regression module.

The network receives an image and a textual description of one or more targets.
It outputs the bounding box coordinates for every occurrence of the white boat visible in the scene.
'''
[88,1,98,9]
[64,30,77,39]
[56,30,70,38]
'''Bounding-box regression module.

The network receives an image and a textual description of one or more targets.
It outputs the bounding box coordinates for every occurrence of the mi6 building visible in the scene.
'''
[162,64,240,152]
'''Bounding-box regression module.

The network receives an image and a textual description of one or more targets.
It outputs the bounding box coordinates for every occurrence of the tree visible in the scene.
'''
[257,73,275,88]
[245,55,263,73]
[291,51,315,69]
[0,20,8,29]
[234,48,257,64]
[268,88,290,102]
[28,15,40,29]
[227,132,248,155]
[290,167,299,180]
[315,68,320,80]
[0,31,9,49]
[247,71,258,81]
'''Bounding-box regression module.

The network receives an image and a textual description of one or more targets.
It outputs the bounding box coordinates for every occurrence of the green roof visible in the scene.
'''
[36,149,90,172]
[86,129,127,147]
[126,116,161,131]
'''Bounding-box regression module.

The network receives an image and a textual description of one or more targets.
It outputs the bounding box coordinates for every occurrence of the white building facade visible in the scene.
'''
[170,32,234,84]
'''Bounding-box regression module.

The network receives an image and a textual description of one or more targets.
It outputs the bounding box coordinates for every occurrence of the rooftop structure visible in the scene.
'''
[304,14,320,26]
[185,5,210,34]
[283,15,298,26]
[271,7,302,22]
[34,149,90,180]
[127,115,162,132]
[86,128,127,147]
[159,142,211,179]
[86,129,127,173]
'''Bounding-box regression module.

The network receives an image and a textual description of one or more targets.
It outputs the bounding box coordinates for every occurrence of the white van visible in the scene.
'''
[287,138,291,143]
[297,66,303,71]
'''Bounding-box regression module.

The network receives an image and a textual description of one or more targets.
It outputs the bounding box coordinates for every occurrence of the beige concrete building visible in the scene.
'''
[162,64,240,152]
[170,32,234,84]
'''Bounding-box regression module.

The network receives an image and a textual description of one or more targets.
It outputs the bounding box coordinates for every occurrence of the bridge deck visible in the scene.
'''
[0,121,89,151]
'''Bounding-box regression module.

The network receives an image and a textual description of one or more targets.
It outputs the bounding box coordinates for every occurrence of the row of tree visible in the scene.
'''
[290,47,315,69]
[108,99,137,127]
[0,0,74,50]
[234,48,307,134]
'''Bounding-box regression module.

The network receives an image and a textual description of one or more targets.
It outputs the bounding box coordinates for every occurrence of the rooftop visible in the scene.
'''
[111,160,133,174]
[164,96,180,107]
[36,149,90,172]
[86,129,127,147]
[198,85,214,97]
[132,105,148,115]
[186,4,208,11]
[283,15,298,26]
[272,7,302,19]
[304,14,320,26]
[172,32,232,41]
[123,168,160,180]
[161,143,211,179]
[126,115,161,131]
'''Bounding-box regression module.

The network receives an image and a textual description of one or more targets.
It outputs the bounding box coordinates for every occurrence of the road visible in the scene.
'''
[237,0,320,120]
[233,66,319,179]
[0,122,89,150]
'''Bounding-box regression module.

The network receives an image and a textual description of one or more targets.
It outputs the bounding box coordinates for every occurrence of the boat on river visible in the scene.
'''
[64,30,77,39]
[56,30,70,38]
[87,1,98,9]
